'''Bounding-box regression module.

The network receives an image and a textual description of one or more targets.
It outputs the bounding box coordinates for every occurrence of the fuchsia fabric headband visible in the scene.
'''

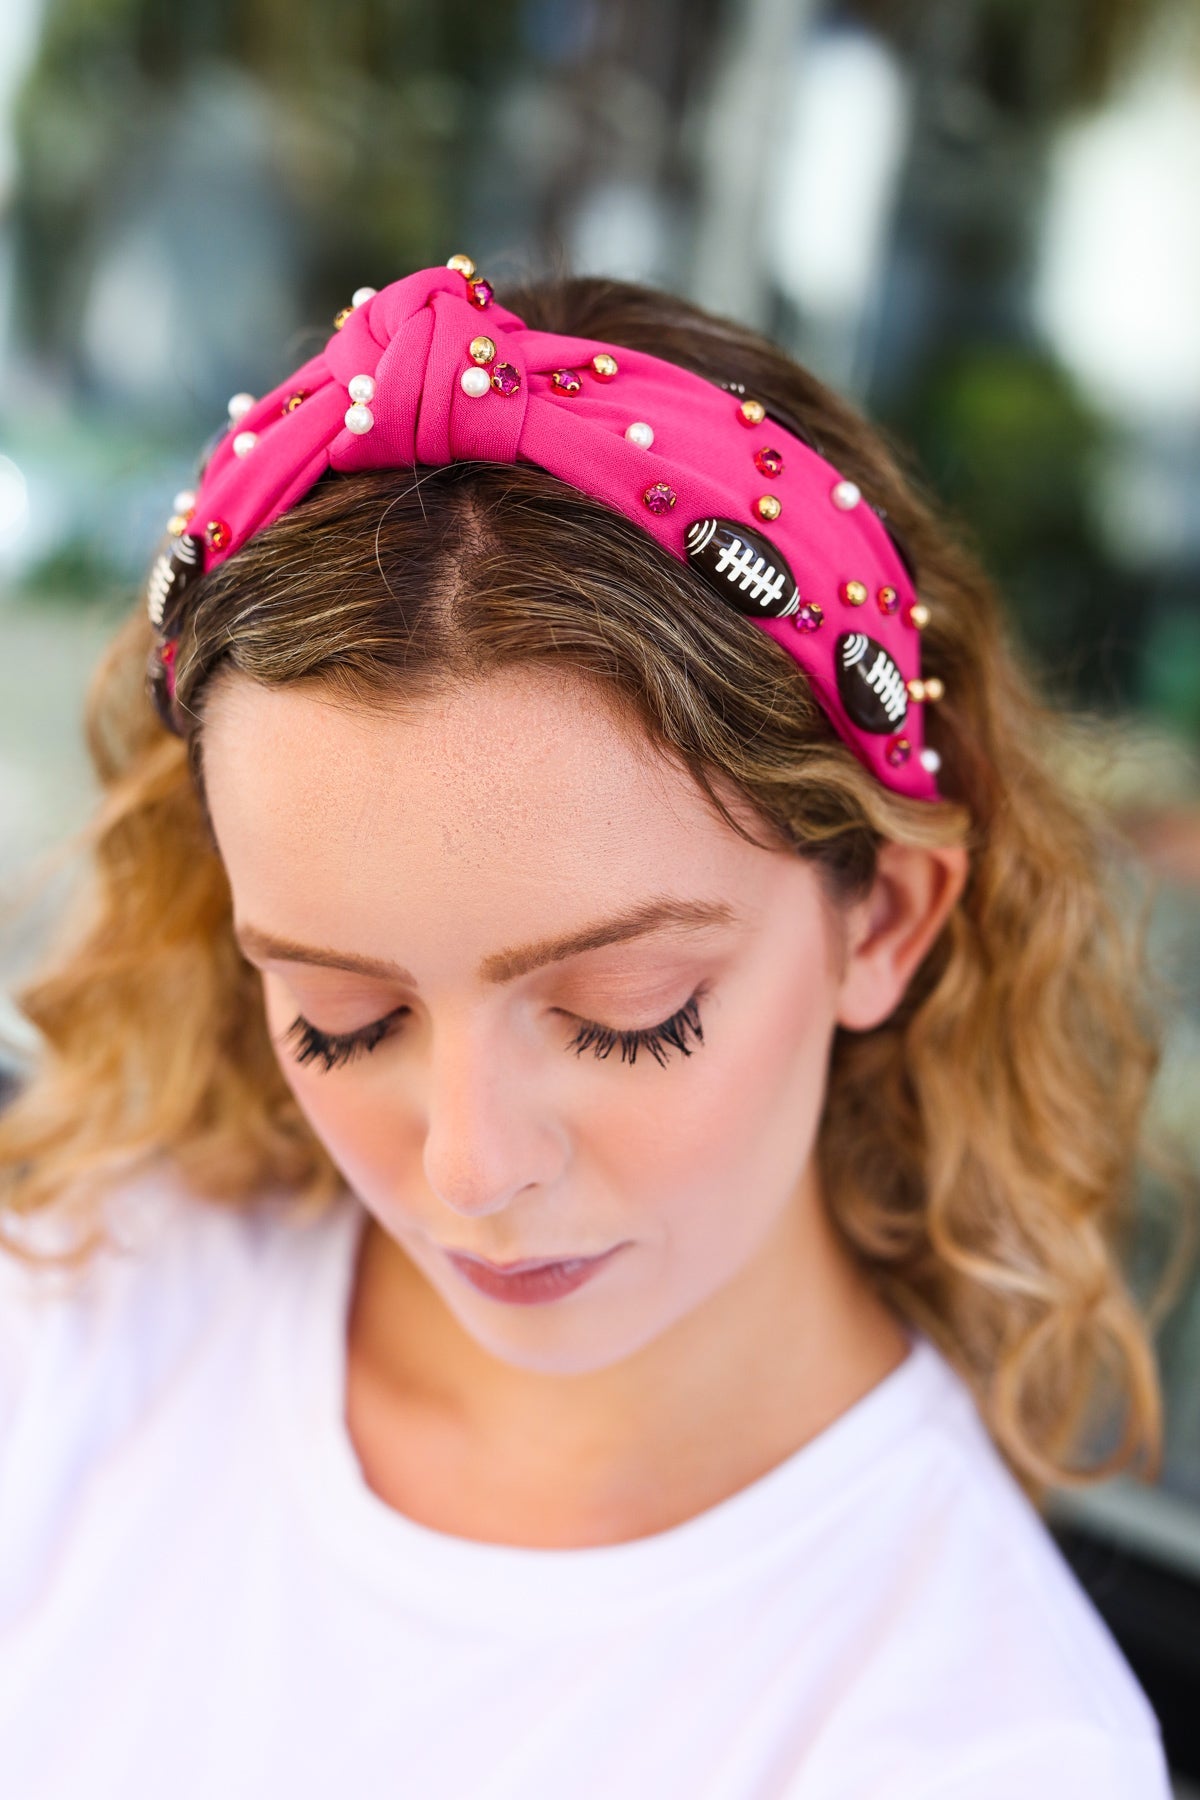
[146,254,944,800]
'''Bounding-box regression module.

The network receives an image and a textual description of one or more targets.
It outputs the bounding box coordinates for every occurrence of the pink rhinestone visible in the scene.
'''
[794,602,823,632]
[468,278,494,309]
[754,446,784,478]
[885,736,912,768]
[551,368,583,395]
[877,585,900,615]
[491,361,521,396]
[642,482,676,515]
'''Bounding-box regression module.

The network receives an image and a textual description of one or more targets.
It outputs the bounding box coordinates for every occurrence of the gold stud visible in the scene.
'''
[447,253,476,277]
[922,676,944,701]
[739,398,766,426]
[167,512,191,537]
[906,678,927,701]
[907,602,931,629]
[756,494,782,521]
[469,335,496,364]
[591,352,619,380]
[840,580,869,606]
[333,305,353,330]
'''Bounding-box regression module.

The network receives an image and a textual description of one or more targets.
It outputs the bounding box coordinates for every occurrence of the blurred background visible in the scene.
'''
[0,0,1198,1782]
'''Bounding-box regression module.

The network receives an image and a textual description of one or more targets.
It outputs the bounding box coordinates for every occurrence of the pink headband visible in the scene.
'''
[146,255,944,800]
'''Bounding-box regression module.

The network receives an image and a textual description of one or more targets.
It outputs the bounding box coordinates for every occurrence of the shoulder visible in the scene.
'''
[839,1335,1171,1792]
[0,1159,341,1482]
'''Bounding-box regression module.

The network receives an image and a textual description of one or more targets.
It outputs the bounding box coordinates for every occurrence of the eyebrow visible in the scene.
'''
[233,895,739,987]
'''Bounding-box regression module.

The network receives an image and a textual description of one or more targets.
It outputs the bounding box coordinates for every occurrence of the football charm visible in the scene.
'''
[835,632,909,733]
[146,530,203,631]
[685,517,800,619]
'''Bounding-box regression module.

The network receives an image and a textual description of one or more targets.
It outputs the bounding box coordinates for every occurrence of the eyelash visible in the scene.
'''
[280,988,707,1075]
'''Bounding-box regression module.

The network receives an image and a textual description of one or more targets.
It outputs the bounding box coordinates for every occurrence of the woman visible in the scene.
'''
[0,258,1186,1796]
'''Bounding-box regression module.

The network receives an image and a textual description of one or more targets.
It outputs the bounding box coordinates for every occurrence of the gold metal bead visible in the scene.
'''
[591,352,619,380]
[333,305,353,330]
[739,398,766,426]
[469,335,496,364]
[756,494,782,521]
[922,676,944,701]
[167,512,191,537]
[840,580,869,606]
[908,602,931,629]
[906,678,927,701]
[447,253,476,278]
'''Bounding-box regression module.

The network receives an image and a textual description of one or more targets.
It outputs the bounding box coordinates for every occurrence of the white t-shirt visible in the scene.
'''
[0,1163,1173,1799]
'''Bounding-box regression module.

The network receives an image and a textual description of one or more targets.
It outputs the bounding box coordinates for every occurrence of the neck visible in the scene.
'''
[343,1169,912,1547]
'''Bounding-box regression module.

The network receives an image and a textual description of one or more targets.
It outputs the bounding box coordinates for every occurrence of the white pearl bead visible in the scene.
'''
[232,430,258,457]
[919,747,942,774]
[344,403,375,435]
[173,489,196,513]
[227,392,255,423]
[625,421,654,448]
[351,286,377,308]
[460,366,491,397]
[348,373,376,404]
[831,480,861,510]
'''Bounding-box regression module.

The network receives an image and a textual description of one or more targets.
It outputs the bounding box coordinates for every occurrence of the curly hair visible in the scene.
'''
[1,270,1194,1512]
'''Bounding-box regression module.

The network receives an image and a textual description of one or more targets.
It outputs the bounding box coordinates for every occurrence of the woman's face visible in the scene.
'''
[201,665,880,1380]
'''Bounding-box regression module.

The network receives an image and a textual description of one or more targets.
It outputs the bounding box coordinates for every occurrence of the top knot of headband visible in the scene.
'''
[146,253,944,800]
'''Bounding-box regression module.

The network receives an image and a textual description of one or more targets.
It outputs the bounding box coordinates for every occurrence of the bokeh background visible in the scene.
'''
[1,0,1199,1782]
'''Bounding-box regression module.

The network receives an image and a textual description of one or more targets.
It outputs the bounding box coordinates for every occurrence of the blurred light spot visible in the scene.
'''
[81,228,176,405]
[0,454,28,541]
[1034,76,1200,425]
[764,28,910,320]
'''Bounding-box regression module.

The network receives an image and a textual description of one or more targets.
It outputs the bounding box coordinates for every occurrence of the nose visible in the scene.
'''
[420,1009,565,1217]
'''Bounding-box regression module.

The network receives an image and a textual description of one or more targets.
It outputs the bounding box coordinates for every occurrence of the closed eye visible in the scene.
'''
[279,987,708,1074]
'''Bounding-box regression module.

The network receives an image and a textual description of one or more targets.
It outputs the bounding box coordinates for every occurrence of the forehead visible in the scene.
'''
[199,667,765,927]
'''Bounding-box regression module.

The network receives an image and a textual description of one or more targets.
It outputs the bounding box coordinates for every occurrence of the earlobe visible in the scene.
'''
[834,843,969,1032]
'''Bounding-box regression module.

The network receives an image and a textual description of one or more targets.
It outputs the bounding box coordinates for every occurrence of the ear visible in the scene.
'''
[834,842,969,1032]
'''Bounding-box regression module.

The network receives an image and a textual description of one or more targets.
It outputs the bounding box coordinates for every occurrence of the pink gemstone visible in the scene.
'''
[551,368,583,394]
[877,585,900,615]
[754,446,784,477]
[468,278,494,309]
[491,361,521,396]
[642,482,676,515]
[794,602,823,632]
[885,736,912,768]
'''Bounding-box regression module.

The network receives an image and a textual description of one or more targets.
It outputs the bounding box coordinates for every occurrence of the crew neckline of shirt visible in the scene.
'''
[267,1190,961,1629]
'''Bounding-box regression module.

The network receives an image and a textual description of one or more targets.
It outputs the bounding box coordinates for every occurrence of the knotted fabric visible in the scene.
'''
[149,260,942,800]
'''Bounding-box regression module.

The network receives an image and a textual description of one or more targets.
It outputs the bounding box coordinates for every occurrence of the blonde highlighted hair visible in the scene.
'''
[2,271,1195,1511]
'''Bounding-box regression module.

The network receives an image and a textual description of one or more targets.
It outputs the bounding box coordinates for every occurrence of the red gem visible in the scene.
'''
[754,446,784,477]
[467,278,494,309]
[160,640,177,667]
[491,361,521,396]
[877,585,899,615]
[642,482,676,515]
[205,519,231,551]
[794,602,823,632]
[551,368,583,395]
[885,736,912,768]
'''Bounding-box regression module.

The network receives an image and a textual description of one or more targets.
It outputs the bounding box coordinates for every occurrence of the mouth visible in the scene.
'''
[440,1241,629,1306]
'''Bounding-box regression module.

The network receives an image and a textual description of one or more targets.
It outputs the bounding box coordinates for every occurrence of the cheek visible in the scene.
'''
[581,972,834,1237]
